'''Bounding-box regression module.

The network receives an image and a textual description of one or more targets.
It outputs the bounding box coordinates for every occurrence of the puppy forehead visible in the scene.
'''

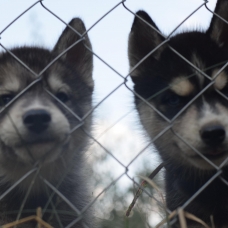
[189,53,228,91]
[191,53,205,87]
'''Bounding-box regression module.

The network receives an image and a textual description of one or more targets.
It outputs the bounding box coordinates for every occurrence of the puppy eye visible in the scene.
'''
[0,94,14,106]
[162,93,181,106]
[55,92,69,103]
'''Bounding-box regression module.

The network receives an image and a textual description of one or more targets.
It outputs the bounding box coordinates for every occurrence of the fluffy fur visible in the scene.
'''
[128,0,228,227]
[0,18,94,227]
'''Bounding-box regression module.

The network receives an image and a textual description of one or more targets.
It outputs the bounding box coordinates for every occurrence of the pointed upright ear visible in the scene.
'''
[207,0,228,48]
[52,18,93,88]
[128,10,165,78]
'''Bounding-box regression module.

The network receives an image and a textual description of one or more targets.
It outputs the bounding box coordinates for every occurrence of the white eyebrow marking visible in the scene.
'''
[170,76,194,96]
[48,73,70,93]
[191,53,205,87]
[212,69,228,90]
[0,76,20,94]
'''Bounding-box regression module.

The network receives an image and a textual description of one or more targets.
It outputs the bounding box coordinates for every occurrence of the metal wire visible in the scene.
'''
[0,0,228,227]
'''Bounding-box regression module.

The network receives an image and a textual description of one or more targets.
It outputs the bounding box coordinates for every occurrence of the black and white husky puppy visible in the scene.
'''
[128,0,228,227]
[0,18,94,227]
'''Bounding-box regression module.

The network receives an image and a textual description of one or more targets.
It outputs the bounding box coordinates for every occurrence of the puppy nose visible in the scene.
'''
[200,125,226,147]
[23,109,51,134]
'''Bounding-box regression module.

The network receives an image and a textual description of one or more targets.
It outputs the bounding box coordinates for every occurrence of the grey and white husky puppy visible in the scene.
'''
[128,0,228,227]
[0,18,94,227]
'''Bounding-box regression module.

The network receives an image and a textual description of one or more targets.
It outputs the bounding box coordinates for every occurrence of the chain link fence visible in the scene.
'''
[0,0,226,227]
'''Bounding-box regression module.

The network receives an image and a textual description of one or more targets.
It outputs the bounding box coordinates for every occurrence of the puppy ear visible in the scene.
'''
[128,10,165,78]
[207,0,228,48]
[52,18,93,88]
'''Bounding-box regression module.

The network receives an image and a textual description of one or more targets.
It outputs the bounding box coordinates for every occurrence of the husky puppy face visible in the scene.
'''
[128,2,228,170]
[0,19,93,186]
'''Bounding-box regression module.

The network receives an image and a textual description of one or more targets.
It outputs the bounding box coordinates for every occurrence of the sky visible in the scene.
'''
[0,0,218,225]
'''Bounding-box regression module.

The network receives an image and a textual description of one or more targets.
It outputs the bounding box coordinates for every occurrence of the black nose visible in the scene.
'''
[200,125,226,147]
[23,109,51,134]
